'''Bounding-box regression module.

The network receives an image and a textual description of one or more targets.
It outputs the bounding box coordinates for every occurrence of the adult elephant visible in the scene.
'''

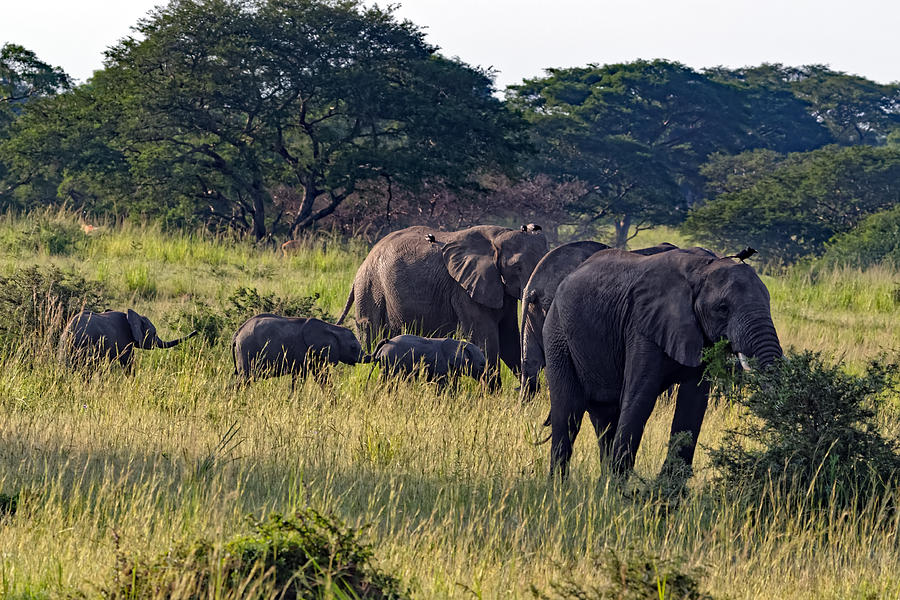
[337,224,547,387]
[519,242,680,402]
[543,248,782,480]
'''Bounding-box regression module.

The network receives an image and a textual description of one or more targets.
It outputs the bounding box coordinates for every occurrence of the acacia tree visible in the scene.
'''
[0,44,71,198]
[684,145,900,262]
[707,64,900,146]
[507,60,774,246]
[46,0,525,238]
[0,44,70,114]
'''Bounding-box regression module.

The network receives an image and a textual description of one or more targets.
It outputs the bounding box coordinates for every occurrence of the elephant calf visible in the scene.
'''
[232,314,363,388]
[368,334,486,382]
[58,309,197,371]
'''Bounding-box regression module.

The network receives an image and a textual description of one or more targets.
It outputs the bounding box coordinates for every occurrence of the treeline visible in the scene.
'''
[1,0,899,265]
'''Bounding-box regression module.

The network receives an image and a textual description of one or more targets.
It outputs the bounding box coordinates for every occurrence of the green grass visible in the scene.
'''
[0,213,898,599]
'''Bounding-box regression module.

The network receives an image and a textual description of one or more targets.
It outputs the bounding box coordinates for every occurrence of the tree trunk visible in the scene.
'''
[249,183,268,241]
[290,181,318,237]
[383,174,393,228]
[614,214,631,248]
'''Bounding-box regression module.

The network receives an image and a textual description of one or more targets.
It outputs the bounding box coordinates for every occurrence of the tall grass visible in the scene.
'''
[0,212,898,598]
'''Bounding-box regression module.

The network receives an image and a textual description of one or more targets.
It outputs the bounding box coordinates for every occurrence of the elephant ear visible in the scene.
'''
[464,343,483,365]
[440,231,504,309]
[300,318,339,364]
[126,310,151,347]
[631,270,704,367]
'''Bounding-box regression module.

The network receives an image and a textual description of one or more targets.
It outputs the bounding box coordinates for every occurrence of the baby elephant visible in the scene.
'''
[59,309,198,372]
[369,335,486,382]
[232,314,363,388]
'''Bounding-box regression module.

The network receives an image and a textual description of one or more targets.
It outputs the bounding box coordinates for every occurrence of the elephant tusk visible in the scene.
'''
[737,352,751,372]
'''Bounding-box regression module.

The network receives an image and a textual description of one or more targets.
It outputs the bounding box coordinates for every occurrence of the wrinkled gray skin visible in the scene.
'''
[519,242,681,402]
[337,225,547,388]
[544,248,782,480]
[58,309,197,372]
[232,314,363,388]
[369,334,487,382]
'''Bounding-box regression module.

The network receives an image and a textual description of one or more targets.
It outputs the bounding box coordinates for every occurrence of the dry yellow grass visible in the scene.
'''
[0,215,898,599]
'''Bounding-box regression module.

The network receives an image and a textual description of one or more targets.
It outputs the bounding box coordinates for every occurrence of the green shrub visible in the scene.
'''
[531,548,712,600]
[822,205,900,269]
[166,300,230,346]
[225,286,333,324]
[167,286,332,345]
[106,509,410,599]
[708,350,900,507]
[0,264,107,348]
[701,339,746,405]
[0,211,88,256]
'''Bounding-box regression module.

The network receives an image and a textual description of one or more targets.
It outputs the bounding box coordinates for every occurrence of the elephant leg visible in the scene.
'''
[355,318,374,353]
[482,331,503,391]
[610,339,667,474]
[545,340,586,481]
[587,402,620,460]
[662,368,709,473]
[497,297,521,375]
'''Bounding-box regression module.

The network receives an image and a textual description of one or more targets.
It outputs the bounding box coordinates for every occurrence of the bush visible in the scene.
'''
[225,286,332,324]
[701,339,746,405]
[0,210,88,256]
[168,286,332,345]
[821,205,900,269]
[708,350,900,507]
[531,548,712,600]
[0,264,106,348]
[106,509,410,599]
[166,300,230,346]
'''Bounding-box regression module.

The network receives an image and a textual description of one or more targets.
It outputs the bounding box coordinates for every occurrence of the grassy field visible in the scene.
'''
[1,211,899,599]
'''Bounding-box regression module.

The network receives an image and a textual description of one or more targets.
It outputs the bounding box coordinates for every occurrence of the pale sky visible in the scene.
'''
[2,0,898,89]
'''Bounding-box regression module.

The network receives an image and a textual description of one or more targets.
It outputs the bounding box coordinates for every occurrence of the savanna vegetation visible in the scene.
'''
[1,0,899,597]
[0,211,897,599]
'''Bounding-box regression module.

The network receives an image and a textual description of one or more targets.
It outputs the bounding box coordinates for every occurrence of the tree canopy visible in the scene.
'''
[708,64,900,146]
[1,0,527,238]
[821,205,900,269]
[0,44,72,198]
[684,145,900,262]
[0,44,71,113]
[506,60,842,246]
[2,21,899,256]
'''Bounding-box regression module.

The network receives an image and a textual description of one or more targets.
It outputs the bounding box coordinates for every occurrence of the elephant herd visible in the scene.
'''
[57,222,782,481]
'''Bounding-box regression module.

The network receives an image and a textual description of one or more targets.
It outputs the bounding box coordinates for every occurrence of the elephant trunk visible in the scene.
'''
[519,313,545,403]
[153,330,199,349]
[730,311,782,369]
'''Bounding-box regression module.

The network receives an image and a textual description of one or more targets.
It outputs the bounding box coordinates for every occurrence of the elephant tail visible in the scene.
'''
[362,338,388,364]
[534,411,552,445]
[231,333,238,375]
[335,287,354,325]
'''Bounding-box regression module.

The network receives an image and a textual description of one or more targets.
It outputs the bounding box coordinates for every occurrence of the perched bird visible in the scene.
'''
[728,247,757,262]
[522,223,542,232]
